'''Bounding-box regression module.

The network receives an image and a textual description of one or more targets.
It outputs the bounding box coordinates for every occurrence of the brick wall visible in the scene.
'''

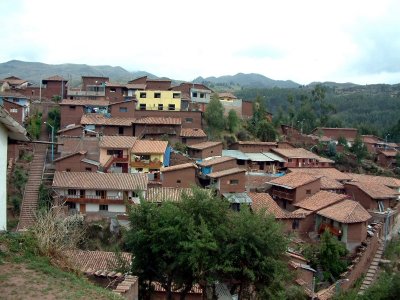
[293,179,321,203]
[210,160,238,173]
[105,86,125,103]
[162,167,197,188]
[55,153,98,172]
[134,110,202,129]
[60,105,85,128]
[188,144,223,159]
[217,171,246,194]
[230,143,278,153]
[3,100,23,124]
[110,101,136,117]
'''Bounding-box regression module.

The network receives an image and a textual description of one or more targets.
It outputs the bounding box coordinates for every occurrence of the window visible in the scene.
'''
[140,92,146,98]
[118,127,124,135]
[200,93,205,98]
[66,168,71,172]
[139,103,146,110]
[185,117,193,123]
[173,93,180,99]
[177,180,181,184]
[67,202,76,209]
[85,167,92,172]
[96,190,106,199]
[168,104,176,111]
[119,107,128,112]
[154,92,161,98]
[67,189,76,195]
[10,108,18,113]
[237,160,245,165]
[110,88,116,92]
[69,105,76,110]
[192,92,198,97]
[158,104,164,110]
[288,159,292,162]
[107,149,121,155]
[99,205,108,211]
[140,154,151,160]
[229,179,239,185]
[292,219,300,230]
[306,189,311,195]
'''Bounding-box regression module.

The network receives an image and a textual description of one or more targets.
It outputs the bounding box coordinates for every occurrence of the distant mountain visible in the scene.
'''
[307,81,360,89]
[193,73,300,89]
[0,60,158,87]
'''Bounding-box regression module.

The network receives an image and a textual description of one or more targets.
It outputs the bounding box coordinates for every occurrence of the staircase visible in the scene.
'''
[16,143,48,231]
[358,242,384,295]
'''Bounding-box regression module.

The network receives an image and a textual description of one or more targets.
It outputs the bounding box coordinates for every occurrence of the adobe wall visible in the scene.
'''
[293,179,321,203]
[188,144,223,160]
[3,100,23,124]
[105,87,125,103]
[230,143,278,153]
[55,154,98,172]
[211,160,238,173]
[162,168,197,188]
[218,171,246,194]
[110,101,136,117]
[134,110,203,129]
[60,105,85,128]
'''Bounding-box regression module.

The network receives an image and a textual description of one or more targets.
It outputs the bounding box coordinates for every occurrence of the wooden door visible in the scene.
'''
[80,204,86,214]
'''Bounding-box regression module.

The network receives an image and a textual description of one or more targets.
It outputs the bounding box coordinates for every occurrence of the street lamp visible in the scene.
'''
[44,122,54,161]
[335,278,349,294]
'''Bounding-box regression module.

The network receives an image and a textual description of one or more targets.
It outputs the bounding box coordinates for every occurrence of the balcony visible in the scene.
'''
[271,190,294,201]
[65,194,125,205]
[131,160,163,169]
[67,89,105,97]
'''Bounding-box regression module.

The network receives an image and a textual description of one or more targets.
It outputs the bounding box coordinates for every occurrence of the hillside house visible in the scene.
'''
[207,167,246,194]
[376,150,398,169]
[2,99,28,125]
[52,171,148,215]
[67,76,108,100]
[99,136,137,173]
[230,141,278,153]
[41,75,68,99]
[222,150,286,173]
[197,156,237,179]
[135,90,182,111]
[0,104,29,230]
[131,140,169,173]
[133,117,181,142]
[170,82,212,111]
[80,114,135,136]
[271,148,334,168]
[269,172,321,210]
[315,199,371,251]
[187,141,223,160]
[160,163,198,188]
[60,99,110,128]
[311,127,358,146]
[346,173,400,199]
[180,128,207,145]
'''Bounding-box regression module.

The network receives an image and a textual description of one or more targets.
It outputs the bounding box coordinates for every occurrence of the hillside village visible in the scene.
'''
[1,73,400,299]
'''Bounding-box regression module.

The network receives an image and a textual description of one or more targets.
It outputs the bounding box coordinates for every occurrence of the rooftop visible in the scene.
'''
[161,162,197,172]
[145,187,193,203]
[133,117,181,125]
[57,125,83,134]
[269,172,319,189]
[294,191,348,212]
[131,140,168,154]
[319,177,344,190]
[317,199,371,223]
[60,99,110,106]
[378,150,398,157]
[52,171,148,190]
[188,141,222,150]
[180,128,207,137]
[81,114,135,126]
[197,156,236,167]
[345,181,398,199]
[272,148,334,162]
[99,136,137,149]
[207,167,246,178]
[58,137,99,161]
[235,141,278,146]
[347,173,400,188]
[0,105,29,141]
[288,168,352,181]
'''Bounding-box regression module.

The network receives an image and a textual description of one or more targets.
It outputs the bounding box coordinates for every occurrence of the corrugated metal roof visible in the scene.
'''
[222,150,249,160]
[262,152,286,162]
[222,192,252,204]
[245,153,274,162]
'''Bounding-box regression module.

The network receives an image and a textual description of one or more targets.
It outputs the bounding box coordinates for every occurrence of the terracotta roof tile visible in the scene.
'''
[236,141,278,146]
[53,151,87,162]
[347,173,400,188]
[288,168,352,181]
[161,162,197,172]
[60,99,110,106]
[378,150,397,157]
[58,137,99,161]
[218,92,237,99]
[57,125,83,134]
[131,140,168,154]
[197,156,236,167]
[362,135,383,144]
[269,172,319,189]
[207,167,246,178]
[249,192,306,219]
[64,250,131,273]
[133,117,181,125]
[180,128,207,137]
[81,114,135,126]
[294,191,348,212]
[44,75,67,82]
[320,177,344,190]
[272,148,334,163]
[52,171,148,190]
[345,181,397,199]
[145,187,193,202]
[188,141,222,150]
[99,136,137,149]
[317,199,371,223]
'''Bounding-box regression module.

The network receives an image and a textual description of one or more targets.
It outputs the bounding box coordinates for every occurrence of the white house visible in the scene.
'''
[0,104,29,231]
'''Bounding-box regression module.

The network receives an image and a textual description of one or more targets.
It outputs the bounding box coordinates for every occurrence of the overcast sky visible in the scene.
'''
[1,0,399,84]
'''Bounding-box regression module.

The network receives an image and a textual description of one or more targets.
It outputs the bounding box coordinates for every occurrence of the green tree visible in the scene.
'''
[351,134,368,162]
[47,107,60,133]
[319,230,348,280]
[256,120,277,142]
[248,95,267,134]
[26,111,42,140]
[227,109,240,133]
[204,94,225,138]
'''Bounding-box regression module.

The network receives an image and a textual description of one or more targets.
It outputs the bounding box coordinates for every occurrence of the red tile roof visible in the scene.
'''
[145,187,193,202]
[288,167,352,181]
[57,125,83,134]
[53,151,86,162]
[188,141,222,150]
[43,75,67,82]
[81,114,135,126]
[180,128,207,137]
[347,173,400,188]
[317,199,371,223]
[161,162,197,172]
[236,141,278,146]
[197,156,236,167]
[378,150,397,157]
[133,117,181,125]
[207,167,246,178]
[99,136,137,149]
[53,171,148,190]
[345,181,398,199]
[131,140,168,154]
[320,177,344,190]
[60,99,110,106]
[294,191,348,212]
[249,192,306,219]
[272,148,334,163]
[269,172,319,189]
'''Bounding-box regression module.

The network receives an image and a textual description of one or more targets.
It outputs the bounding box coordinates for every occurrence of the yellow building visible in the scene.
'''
[130,140,168,173]
[135,90,181,111]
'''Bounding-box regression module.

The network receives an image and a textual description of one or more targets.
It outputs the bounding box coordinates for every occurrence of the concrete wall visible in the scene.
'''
[135,90,181,111]
[0,124,7,230]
